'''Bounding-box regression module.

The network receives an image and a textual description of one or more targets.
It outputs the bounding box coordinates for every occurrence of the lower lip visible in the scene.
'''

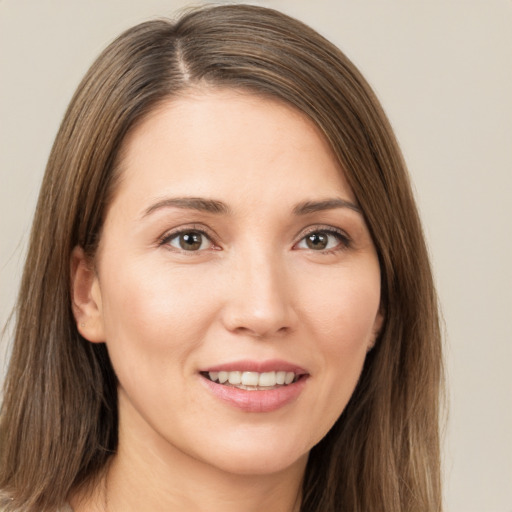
[200,375,308,413]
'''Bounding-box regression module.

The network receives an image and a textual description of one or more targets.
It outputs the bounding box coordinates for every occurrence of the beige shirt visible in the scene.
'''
[0,502,73,512]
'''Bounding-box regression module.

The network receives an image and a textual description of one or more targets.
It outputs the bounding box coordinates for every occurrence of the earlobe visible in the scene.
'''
[70,246,105,343]
[367,310,384,352]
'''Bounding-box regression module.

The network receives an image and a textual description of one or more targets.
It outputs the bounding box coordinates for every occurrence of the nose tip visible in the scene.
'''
[220,259,296,339]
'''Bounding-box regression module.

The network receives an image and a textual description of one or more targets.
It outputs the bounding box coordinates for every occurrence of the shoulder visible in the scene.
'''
[0,496,10,511]
[0,499,73,512]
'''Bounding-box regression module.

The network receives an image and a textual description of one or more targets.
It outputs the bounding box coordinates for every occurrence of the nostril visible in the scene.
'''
[231,324,290,339]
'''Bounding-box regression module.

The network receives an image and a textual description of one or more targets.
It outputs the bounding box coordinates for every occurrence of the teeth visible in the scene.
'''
[258,371,276,387]
[228,371,242,385]
[241,372,259,386]
[207,370,299,388]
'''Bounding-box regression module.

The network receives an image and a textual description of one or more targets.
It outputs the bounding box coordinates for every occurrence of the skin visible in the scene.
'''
[71,89,382,512]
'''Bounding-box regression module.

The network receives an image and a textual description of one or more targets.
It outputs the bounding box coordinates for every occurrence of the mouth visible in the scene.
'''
[200,370,303,391]
[199,362,309,412]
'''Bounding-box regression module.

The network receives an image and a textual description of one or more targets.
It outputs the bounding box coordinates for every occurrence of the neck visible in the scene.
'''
[105,446,305,512]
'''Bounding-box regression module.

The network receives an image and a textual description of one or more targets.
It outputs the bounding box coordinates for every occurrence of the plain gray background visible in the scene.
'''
[1,1,511,511]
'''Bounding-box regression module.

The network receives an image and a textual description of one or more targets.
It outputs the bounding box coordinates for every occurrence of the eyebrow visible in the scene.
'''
[142,196,361,219]
[292,198,361,215]
[142,197,231,217]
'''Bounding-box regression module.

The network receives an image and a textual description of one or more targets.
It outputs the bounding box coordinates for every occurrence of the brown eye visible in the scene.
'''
[296,229,350,252]
[167,231,210,251]
[305,232,329,250]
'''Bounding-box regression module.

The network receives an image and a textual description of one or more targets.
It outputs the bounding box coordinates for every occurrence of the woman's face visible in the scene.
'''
[78,89,382,477]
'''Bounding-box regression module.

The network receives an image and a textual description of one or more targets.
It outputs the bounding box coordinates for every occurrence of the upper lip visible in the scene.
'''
[200,359,308,375]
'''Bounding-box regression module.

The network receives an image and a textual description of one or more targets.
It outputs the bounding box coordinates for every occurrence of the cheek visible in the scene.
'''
[98,260,220,379]
[309,278,378,382]
[103,259,207,328]
[296,264,380,435]
[300,263,381,349]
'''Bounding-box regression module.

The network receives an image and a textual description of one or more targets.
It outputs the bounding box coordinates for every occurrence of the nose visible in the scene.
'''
[220,249,297,339]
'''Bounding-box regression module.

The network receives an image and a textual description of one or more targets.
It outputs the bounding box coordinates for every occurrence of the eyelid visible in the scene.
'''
[293,224,351,250]
[158,224,220,251]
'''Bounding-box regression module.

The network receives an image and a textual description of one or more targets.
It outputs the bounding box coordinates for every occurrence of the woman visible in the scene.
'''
[0,4,443,512]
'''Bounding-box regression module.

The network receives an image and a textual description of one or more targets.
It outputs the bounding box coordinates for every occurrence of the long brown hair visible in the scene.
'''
[0,5,443,511]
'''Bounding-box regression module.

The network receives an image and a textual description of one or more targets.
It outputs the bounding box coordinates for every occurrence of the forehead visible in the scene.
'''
[113,88,354,208]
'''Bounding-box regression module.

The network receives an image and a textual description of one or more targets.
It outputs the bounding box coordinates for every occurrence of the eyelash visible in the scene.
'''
[158,225,218,253]
[294,226,351,253]
[158,225,351,253]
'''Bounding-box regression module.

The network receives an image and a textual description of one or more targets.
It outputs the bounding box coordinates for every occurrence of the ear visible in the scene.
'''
[367,309,384,352]
[70,246,105,343]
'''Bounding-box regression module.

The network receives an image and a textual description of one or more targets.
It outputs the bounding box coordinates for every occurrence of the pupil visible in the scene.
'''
[180,232,202,250]
[307,233,328,250]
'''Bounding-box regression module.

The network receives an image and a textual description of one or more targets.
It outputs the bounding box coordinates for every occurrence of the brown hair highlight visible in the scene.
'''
[0,5,443,511]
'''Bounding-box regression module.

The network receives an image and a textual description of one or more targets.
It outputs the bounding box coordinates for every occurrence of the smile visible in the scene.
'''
[203,370,300,390]
[199,360,309,412]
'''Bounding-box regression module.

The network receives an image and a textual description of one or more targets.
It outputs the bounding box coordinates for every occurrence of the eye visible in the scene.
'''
[295,229,349,251]
[165,230,212,251]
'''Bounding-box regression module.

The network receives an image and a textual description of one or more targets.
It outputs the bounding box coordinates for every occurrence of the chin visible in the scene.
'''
[206,449,309,478]
[189,430,312,477]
